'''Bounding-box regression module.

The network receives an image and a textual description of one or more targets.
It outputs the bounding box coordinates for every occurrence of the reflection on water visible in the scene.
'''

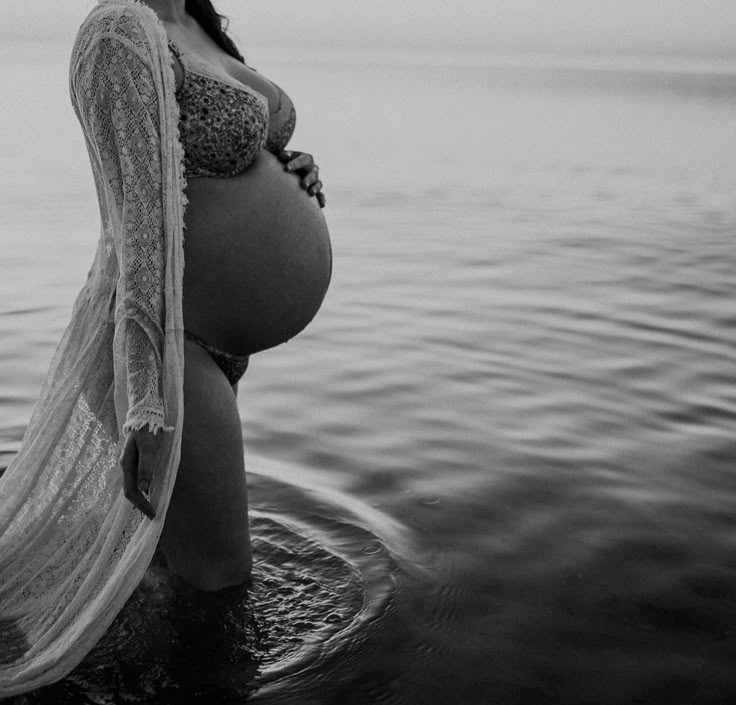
[7,467,402,704]
[1,44,736,703]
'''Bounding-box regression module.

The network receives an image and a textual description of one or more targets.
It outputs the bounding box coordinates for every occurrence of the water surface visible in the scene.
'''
[1,43,736,704]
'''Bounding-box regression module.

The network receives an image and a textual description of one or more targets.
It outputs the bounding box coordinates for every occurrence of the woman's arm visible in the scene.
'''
[71,10,175,516]
[73,23,171,436]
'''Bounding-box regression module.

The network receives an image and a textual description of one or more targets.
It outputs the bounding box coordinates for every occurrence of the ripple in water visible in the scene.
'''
[10,464,403,704]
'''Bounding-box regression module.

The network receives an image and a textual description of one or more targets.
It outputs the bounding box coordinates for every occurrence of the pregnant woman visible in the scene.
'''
[0,0,331,695]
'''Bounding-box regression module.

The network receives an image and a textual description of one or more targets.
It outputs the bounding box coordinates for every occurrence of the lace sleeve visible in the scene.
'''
[75,27,173,436]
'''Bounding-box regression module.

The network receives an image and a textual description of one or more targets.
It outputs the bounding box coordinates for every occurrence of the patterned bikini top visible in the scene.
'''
[169,41,297,178]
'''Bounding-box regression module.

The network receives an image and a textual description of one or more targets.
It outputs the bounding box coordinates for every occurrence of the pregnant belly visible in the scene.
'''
[182,150,332,354]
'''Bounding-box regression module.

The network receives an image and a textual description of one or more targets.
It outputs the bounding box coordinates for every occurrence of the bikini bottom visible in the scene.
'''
[184,330,250,386]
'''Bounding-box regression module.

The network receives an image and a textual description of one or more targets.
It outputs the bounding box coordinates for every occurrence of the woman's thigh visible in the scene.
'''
[160,338,251,567]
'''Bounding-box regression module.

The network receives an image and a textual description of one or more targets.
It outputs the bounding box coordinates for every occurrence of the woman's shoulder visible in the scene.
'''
[74,1,163,54]
[71,0,169,85]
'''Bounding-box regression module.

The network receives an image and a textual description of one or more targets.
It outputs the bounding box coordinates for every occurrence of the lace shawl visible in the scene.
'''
[0,1,186,695]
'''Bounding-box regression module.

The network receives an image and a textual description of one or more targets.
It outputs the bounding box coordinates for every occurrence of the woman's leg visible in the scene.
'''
[159,337,252,592]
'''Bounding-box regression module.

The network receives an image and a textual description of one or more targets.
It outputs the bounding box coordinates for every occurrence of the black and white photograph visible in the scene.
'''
[0,1,735,703]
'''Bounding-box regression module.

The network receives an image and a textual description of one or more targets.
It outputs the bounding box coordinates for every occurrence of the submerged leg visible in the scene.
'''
[159,338,252,592]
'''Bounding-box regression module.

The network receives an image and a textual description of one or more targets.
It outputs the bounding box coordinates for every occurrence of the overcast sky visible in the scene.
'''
[1,1,734,58]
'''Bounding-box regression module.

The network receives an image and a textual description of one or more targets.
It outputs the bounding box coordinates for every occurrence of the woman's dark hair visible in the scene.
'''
[185,0,244,63]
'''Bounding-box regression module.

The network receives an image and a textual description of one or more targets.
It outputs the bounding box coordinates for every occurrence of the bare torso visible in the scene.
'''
[183,154,332,354]
[164,13,332,355]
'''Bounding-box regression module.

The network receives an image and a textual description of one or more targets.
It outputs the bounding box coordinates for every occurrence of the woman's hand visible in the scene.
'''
[119,428,160,520]
[278,149,326,208]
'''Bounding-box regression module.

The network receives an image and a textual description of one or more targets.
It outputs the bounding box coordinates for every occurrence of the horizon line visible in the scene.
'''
[2,39,736,77]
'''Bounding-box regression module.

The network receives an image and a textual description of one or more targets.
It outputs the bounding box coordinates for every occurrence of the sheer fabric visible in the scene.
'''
[0,0,186,695]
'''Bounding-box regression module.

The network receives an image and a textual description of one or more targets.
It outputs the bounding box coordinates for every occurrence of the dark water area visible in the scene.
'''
[1,45,736,703]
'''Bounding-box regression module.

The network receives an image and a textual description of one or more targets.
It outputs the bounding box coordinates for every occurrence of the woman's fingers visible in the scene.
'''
[278,149,325,206]
[120,432,156,520]
[284,152,314,173]
[137,455,153,497]
[301,170,319,189]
